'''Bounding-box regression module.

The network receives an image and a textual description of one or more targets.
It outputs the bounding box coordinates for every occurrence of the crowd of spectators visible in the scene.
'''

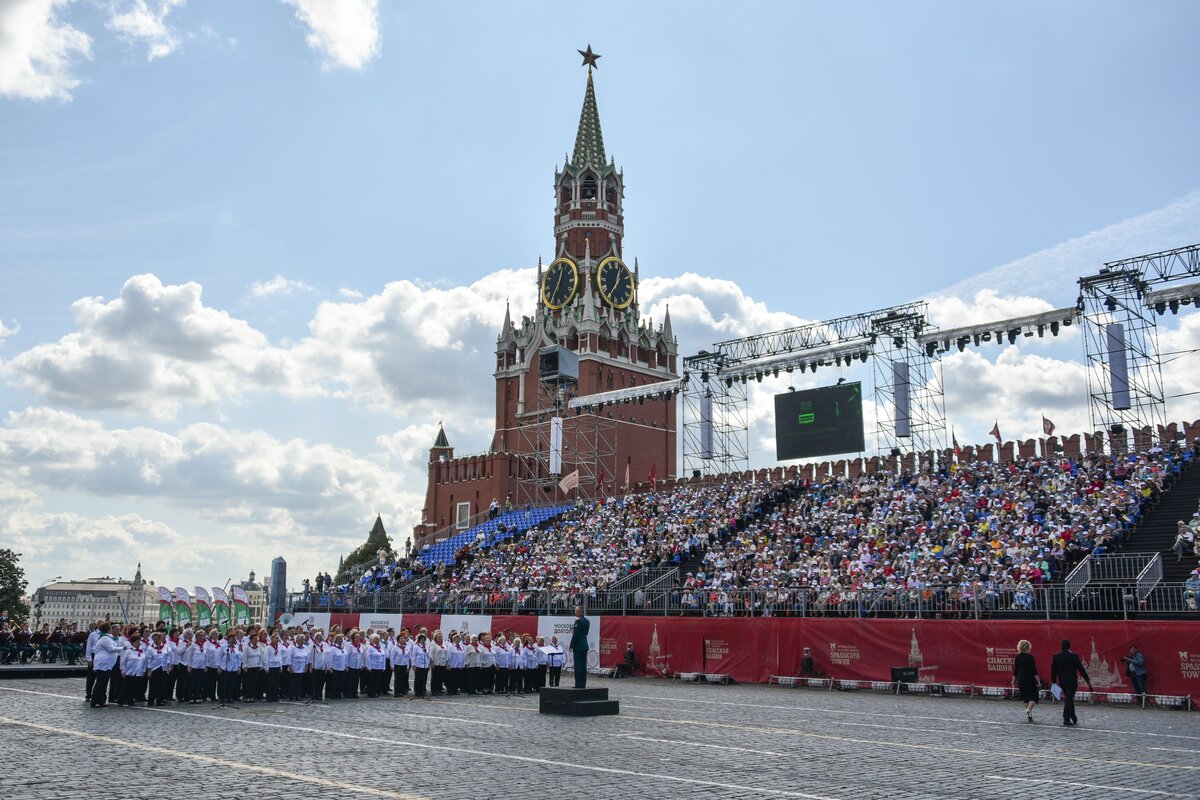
[301,440,1196,617]
[402,480,779,613]
[669,445,1188,616]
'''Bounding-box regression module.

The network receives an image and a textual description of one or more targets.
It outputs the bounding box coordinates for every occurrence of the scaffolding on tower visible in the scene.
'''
[514,346,617,507]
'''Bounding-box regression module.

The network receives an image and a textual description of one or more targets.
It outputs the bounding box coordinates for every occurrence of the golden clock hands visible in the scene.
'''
[555,267,566,298]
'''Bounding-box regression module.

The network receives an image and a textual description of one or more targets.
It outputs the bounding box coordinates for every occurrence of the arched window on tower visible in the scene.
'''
[605,177,618,207]
[560,180,572,207]
[581,172,597,200]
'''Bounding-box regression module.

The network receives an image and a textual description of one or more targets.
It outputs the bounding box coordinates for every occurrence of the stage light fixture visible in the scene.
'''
[725,377,733,388]
[1050,321,1059,336]
[1062,317,1072,327]
[700,371,709,382]
[925,342,937,357]
[1105,296,1118,312]
[1023,328,1034,337]
[1170,299,1180,314]
[956,338,967,352]
[1037,324,1045,337]
[1007,329,1019,344]
[1154,301,1166,315]
[772,367,780,378]
[981,332,991,342]
[995,331,1003,345]
[893,337,904,349]
[785,366,794,373]
[972,333,981,347]
[835,355,843,366]
[858,350,869,361]
[755,372,763,382]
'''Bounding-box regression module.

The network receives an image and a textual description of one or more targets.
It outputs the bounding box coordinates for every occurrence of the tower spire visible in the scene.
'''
[572,68,606,168]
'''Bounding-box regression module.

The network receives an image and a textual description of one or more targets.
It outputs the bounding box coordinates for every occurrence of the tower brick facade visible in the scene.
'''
[415,65,677,543]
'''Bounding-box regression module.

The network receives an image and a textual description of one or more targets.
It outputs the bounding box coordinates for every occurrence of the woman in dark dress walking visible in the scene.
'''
[1013,639,1041,722]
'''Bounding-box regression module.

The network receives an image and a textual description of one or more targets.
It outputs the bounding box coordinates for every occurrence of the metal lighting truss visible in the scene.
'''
[915,307,1080,352]
[678,303,943,476]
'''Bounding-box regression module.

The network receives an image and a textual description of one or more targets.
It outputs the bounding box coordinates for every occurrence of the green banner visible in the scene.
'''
[195,586,212,627]
[173,588,192,625]
[232,586,251,627]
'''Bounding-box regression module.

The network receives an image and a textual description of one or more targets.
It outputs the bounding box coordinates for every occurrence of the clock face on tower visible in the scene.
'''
[541,257,579,310]
[597,256,634,309]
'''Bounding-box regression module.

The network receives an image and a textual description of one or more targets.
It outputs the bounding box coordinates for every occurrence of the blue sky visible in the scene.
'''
[2,0,1199,593]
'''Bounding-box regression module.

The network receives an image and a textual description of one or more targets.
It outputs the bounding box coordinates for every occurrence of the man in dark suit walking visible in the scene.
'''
[570,606,590,689]
[1050,638,1093,726]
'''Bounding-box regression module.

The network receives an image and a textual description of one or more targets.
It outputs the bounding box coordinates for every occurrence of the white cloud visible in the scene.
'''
[282,0,380,71]
[338,287,363,300]
[1,273,314,418]
[294,268,535,423]
[942,190,1200,304]
[0,408,421,585]
[925,289,1058,331]
[0,0,92,101]
[0,318,19,344]
[106,0,184,61]
[249,273,314,298]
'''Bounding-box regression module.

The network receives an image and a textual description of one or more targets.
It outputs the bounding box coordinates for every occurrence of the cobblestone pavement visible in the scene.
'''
[2,677,1199,800]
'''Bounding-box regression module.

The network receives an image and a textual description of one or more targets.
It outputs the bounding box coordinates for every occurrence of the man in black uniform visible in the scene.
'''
[569,606,590,689]
[1050,638,1093,726]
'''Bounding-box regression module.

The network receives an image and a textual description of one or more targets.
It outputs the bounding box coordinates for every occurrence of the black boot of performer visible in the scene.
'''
[108,668,122,704]
[91,670,111,707]
[188,667,204,703]
[432,664,446,695]
[149,669,166,706]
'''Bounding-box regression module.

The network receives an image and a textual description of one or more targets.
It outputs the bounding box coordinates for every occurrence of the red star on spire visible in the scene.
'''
[578,45,601,70]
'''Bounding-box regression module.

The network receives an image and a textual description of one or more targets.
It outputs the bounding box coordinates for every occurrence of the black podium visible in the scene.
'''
[538,687,619,716]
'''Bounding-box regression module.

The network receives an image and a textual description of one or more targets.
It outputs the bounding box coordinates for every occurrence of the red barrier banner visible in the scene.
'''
[599,617,1200,697]
[275,611,1200,697]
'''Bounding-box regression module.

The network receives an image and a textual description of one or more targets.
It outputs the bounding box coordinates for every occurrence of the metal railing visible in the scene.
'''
[1064,557,1092,599]
[285,583,1200,619]
[1136,554,1164,600]
[1090,553,1159,582]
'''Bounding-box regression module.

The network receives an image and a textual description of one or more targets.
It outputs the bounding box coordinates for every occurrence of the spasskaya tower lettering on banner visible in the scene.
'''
[416,48,678,542]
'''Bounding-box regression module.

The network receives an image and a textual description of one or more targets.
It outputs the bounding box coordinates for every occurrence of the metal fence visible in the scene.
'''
[287,582,1200,620]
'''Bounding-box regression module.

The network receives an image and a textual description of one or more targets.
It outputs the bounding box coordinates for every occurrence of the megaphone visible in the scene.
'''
[277,613,296,628]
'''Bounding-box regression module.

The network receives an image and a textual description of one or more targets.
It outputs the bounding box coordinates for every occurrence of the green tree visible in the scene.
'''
[0,549,30,623]
[334,516,393,584]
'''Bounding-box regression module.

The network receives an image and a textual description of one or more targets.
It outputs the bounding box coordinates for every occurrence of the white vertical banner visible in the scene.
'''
[538,615,600,670]
[700,392,714,459]
[1107,323,1131,411]
[549,416,564,475]
[893,360,911,438]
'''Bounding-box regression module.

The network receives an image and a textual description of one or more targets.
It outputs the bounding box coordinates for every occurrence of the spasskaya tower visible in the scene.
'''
[416,47,678,541]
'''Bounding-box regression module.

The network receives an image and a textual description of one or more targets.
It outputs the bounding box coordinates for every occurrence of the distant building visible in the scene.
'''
[33,563,159,628]
[239,571,269,625]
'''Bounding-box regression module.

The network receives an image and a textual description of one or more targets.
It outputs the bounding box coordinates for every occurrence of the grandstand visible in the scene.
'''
[291,423,1200,621]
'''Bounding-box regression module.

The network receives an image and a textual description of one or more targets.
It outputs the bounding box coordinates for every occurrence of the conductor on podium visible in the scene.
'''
[570,606,590,688]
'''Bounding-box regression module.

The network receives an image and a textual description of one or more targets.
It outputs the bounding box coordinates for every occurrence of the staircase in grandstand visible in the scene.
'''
[1122,454,1200,584]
